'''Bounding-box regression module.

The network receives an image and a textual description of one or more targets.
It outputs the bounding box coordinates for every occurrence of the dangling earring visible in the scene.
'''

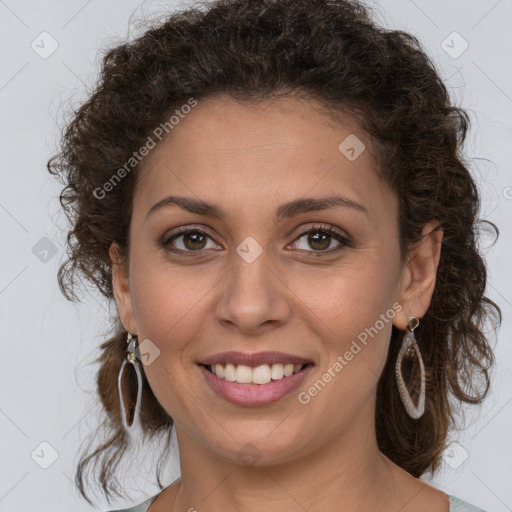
[117,332,143,437]
[395,316,425,419]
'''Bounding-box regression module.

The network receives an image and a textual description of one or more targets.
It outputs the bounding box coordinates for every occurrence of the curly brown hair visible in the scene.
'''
[47,0,502,505]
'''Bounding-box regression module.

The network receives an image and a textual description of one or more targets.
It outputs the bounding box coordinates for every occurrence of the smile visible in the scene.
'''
[198,363,314,406]
[205,362,309,384]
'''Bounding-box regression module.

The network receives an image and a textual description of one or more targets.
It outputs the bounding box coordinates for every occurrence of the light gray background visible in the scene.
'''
[1,0,511,511]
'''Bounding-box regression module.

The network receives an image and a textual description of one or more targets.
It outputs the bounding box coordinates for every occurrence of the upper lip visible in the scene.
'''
[199,351,313,367]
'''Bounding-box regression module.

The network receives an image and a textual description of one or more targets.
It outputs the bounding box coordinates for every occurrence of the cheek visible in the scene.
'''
[292,257,397,332]
[292,279,397,424]
[129,262,204,415]
[290,258,399,383]
[129,252,218,344]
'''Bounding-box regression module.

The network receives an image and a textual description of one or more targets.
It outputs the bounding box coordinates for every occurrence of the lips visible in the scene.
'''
[199,351,314,367]
[198,362,314,406]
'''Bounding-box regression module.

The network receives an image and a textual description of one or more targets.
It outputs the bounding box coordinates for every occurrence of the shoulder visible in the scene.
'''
[106,494,159,512]
[448,495,487,512]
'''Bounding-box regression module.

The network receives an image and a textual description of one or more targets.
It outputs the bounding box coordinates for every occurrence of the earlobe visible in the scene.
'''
[393,221,444,331]
[109,241,136,334]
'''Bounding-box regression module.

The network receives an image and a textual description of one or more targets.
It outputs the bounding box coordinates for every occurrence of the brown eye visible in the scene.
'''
[290,225,351,255]
[177,231,208,250]
[304,232,332,251]
[163,228,220,255]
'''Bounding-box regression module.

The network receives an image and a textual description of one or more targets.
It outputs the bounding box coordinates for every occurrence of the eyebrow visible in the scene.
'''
[146,194,369,222]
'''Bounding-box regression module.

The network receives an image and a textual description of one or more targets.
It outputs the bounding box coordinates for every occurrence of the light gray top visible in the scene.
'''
[108,492,487,511]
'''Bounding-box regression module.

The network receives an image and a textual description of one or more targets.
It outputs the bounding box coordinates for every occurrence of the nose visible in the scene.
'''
[214,249,292,335]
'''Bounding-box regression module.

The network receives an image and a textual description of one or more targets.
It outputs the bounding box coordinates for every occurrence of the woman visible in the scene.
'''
[47,0,501,510]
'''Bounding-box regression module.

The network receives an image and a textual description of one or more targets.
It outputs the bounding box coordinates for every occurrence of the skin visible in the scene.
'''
[110,95,447,512]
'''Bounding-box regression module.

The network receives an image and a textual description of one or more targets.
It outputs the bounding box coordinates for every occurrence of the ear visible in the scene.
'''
[393,220,444,331]
[110,241,137,335]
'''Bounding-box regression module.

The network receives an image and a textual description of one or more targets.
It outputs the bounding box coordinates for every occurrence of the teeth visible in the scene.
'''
[253,365,271,384]
[235,364,252,384]
[208,363,305,384]
[224,363,236,382]
[271,363,284,380]
[284,364,295,377]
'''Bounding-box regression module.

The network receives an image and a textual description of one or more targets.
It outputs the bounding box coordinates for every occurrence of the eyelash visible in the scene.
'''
[161,224,352,258]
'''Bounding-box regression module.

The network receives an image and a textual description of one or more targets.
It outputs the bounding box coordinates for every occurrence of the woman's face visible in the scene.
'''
[112,95,438,466]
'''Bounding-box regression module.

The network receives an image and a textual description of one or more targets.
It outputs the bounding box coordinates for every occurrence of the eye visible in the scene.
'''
[289,224,351,255]
[162,227,221,256]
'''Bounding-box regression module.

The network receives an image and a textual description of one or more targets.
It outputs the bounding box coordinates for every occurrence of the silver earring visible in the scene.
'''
[395,316,425,419]
[117,332,143,437]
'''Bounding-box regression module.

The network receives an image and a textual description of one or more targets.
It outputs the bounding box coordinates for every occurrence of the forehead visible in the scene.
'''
[133,95,395,226]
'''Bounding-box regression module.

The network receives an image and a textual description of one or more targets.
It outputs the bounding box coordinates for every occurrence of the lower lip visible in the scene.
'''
[198,364,314,406]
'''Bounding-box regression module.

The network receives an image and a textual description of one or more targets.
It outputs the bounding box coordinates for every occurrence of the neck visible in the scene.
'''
[167,419,398,512]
